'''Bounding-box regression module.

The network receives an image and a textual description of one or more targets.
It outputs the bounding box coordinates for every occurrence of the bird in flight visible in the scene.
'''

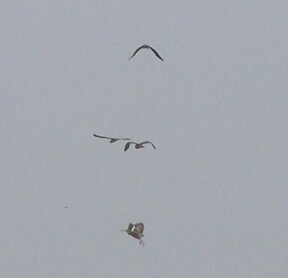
[123,222,144,246]
[128,44,164,61]
[124,141,156,152]
[93,134,131,143]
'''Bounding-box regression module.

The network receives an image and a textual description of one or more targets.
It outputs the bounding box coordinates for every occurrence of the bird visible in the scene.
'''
[128,44,164,61]
[93,134,131,143]
[124,141,156,152]
[123,222,144,246]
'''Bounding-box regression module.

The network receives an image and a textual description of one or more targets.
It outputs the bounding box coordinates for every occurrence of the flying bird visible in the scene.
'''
[123,222,144,246]
[124,141,156,152]
[128,44,164,61]
[93,134,131,143]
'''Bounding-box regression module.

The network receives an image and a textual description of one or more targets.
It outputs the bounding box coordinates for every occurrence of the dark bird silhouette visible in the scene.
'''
[123,222,144,246]
[128,44,164,61]
[124,141,156,152]
[93,134,131,143]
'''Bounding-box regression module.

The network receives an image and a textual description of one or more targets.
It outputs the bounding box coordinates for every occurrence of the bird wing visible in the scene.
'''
[128,45,146,59]
[119,137,131,141]
[124,141,136,152]
[94,134,130,142]
[148,46,164,61]
[93,134,112,140]
[141,141,156,149]
[133,223,144,234]
[110,137,131,143]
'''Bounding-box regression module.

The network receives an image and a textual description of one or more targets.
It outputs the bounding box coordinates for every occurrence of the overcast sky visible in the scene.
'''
[1,1,288,277]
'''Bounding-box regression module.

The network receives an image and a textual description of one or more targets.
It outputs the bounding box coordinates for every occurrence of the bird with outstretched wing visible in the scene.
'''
[124,140,156,152]
[93,134,131,143]
[128,44,164,61]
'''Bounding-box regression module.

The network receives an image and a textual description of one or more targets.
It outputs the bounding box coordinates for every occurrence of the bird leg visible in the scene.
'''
[139,239,144,246]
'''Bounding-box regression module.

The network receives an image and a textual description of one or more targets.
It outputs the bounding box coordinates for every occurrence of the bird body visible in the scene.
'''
[123,222,144,246]
[128,44,164,61]
[124,141,156,152]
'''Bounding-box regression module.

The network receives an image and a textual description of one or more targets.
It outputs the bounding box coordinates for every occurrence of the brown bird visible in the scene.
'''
[128,44,164,61]
[123,222,144,246]
[93,134,130,143]
[124,141,156,152]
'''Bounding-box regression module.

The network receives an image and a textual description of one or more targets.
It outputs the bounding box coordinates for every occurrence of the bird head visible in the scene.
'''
[122,223,133,233]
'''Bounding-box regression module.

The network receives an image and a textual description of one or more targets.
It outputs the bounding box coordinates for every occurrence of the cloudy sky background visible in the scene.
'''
[1,1,288,277]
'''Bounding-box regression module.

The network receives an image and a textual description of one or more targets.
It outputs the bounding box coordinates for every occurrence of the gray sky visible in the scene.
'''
[1,1,288,277]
